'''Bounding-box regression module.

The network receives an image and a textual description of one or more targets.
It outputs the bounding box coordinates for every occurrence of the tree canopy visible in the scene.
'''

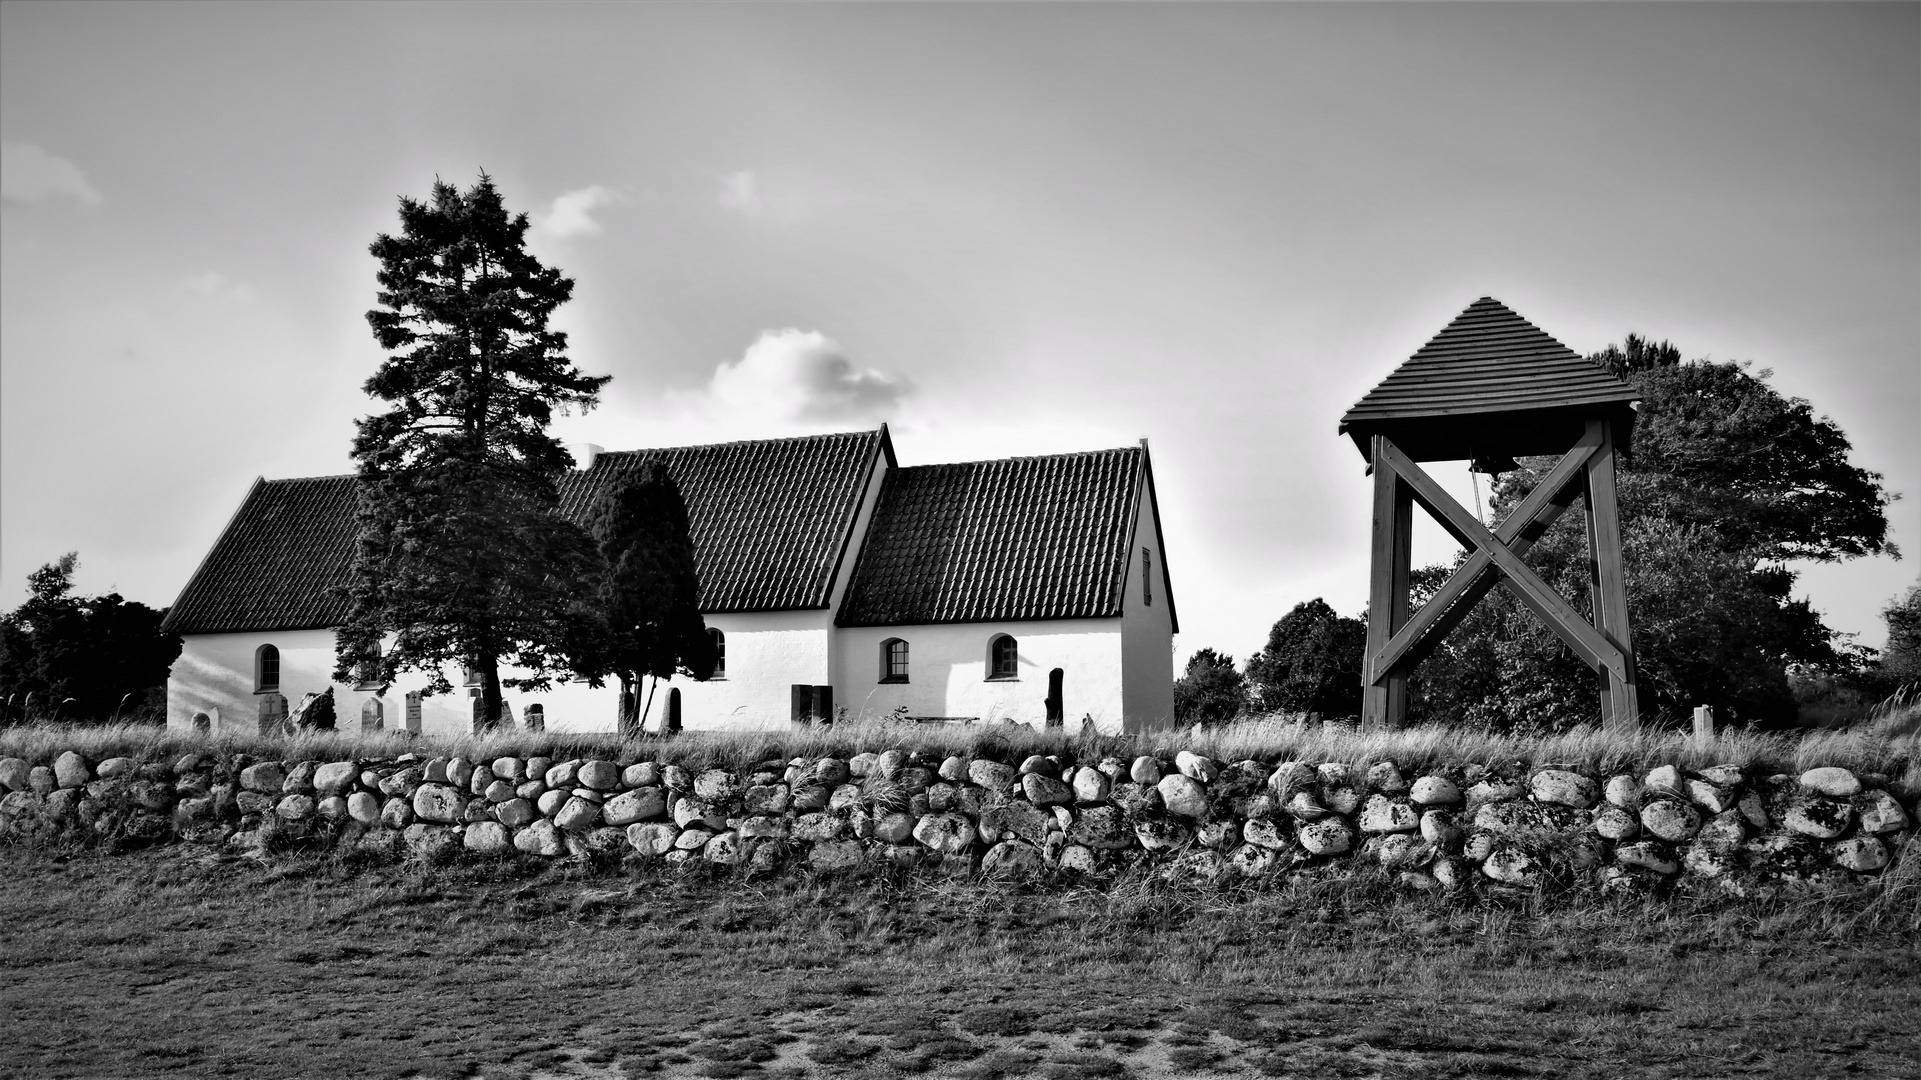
[1173,647,1245,726]
[334,174,610,728]
[0,553,181,723]
[1592,335,1895,563]
[1244,599,1366,720]
[572,460,716,731]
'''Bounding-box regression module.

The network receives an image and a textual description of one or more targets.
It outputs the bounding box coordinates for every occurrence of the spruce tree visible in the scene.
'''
[334,174,610,728]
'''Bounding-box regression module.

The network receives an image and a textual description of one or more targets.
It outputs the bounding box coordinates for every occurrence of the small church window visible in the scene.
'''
[880,638,909,683]
[254,644,280,694]
[710,628,726,679]
[987,634,1019,680]
[1142,548,1153,606]
[352,644,383,691]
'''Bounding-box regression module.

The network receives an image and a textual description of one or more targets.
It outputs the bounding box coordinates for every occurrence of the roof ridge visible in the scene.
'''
[596,427,882,458]
[259,472,359,484]
[893,445,1141,471]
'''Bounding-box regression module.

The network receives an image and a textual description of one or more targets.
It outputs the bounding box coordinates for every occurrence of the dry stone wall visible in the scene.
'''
[1,746,1913,897]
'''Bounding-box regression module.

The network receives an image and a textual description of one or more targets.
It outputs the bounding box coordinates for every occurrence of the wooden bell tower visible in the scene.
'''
[1340,298,1642,731]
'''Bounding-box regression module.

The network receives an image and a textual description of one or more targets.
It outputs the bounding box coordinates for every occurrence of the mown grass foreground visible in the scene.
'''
[4,847,1917,1080]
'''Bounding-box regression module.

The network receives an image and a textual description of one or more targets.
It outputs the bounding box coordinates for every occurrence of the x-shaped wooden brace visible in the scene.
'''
[1361,418,1639,730]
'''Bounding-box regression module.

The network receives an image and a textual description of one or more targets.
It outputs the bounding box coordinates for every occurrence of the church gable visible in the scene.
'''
[162,475,361,635]
[836,446,1160,627]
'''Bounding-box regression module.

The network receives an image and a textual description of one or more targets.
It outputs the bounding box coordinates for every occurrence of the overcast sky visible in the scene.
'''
[3,2,1916,667]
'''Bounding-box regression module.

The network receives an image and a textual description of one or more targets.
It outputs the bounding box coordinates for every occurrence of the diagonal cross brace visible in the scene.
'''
[1367,425,1599,680]
[1370,434,1629,684]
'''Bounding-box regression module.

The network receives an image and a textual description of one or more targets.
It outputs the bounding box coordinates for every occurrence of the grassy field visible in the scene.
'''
[2,847,1917,1080]
[5,710,1920,792]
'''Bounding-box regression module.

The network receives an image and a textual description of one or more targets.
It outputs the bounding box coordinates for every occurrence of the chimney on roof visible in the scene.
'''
[570,442,603,470]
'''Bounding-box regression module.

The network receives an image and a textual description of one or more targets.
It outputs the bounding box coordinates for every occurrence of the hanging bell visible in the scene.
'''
[1468,452,1519,477]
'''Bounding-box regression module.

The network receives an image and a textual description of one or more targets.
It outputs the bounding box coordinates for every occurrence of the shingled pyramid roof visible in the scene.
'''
[1339,297,1638,460]
[163,428,891,635]
[836,445,1175,630]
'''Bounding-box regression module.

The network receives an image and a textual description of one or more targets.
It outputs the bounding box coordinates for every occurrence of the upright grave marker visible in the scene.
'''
[1340,298,1642,730]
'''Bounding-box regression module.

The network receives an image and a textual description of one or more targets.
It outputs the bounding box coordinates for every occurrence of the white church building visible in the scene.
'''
[161,426,1178,737]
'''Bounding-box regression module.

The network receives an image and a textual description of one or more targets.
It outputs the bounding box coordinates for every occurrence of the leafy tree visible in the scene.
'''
[571,460,716,732]
[1591,336,1894,562]
[1409,520,1836,729]
[1173,647,1246,726]
[1870,582,1921,690]
[1244,599,1366,720]
[0,553,181,724]
[334,174,611,728]
[1407,340,1895,730]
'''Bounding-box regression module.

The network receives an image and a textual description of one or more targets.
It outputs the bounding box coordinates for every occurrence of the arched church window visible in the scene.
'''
[987,634,1019,680]
[879,638,909,683]
[254,644,279,694]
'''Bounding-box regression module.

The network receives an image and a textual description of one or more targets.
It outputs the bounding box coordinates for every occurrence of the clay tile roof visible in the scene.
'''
[160,475,362,635]
[163,428,889,634]
[558,428,888,613]
[1340,298,1637,441]
[837,446,1159,627]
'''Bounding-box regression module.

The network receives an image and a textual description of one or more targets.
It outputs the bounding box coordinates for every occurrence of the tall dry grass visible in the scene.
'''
[4,714,1916,793]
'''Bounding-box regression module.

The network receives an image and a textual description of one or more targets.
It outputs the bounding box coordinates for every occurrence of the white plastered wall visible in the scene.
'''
[832,620,1125,731]
[1120,479,1177,732]
[629,610,835,733]
[165,629,483,738]
[167,617,845,738]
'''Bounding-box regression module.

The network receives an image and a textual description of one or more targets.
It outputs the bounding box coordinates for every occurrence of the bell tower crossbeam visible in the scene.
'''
[1360,418,1639,730]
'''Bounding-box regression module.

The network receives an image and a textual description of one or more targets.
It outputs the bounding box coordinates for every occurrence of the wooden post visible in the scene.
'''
[1583,419,1640,729]
[1362,435,1413,730]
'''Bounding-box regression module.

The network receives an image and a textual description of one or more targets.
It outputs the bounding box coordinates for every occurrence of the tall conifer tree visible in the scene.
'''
[334,174,610,727]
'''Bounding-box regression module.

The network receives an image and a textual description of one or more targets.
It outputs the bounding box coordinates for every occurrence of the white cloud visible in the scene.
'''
[532,185,623,240]
[717,170,761,217]
[180,271,253,303]
[1,142,102,205]
[704,329,910,425]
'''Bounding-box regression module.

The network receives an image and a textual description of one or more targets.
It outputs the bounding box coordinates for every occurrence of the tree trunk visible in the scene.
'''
[480,656,503,734]
[617,673,637,736]
[641,674,661,735]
